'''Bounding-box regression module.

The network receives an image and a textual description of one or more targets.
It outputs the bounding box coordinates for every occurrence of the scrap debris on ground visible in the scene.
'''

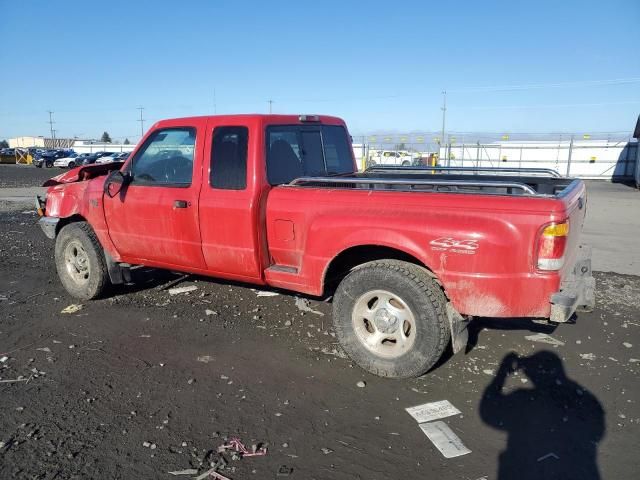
[167,437,267,480]
[294,297,324,316]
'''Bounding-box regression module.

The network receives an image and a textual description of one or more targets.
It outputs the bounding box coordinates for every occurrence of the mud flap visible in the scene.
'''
[446,303,470,354]
[104,251,131,285]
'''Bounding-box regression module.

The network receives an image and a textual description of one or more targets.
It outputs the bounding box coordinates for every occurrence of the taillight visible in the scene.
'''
[537,221,569,270]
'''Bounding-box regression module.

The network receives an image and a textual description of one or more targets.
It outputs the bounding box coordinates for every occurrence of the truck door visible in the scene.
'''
[198,120,263,280]
[103,121,207,269]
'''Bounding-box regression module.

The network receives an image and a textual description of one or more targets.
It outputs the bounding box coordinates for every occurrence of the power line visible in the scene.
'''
[447,77,640,93]
[137,107,145,137]
[460,100,640,110]
[47,111,55,140]
[440,91,447,147]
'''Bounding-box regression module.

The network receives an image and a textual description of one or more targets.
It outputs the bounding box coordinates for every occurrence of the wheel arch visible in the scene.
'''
[55,214,88,237]
[322,244,443,297]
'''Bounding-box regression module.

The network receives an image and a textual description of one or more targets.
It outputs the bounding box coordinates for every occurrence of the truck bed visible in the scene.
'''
[266,165,587,317]
[288,166,579,197]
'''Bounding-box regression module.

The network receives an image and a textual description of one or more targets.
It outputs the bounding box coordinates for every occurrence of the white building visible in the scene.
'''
[70,140,136,154]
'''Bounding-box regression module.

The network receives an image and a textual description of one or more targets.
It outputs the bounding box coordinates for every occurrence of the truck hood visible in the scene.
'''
[42,162,123,187]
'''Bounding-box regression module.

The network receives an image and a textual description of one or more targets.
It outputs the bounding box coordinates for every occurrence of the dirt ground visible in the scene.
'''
[1,164,639,480]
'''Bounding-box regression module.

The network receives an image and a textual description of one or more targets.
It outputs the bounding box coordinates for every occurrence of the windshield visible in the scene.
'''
[266,124,354,185]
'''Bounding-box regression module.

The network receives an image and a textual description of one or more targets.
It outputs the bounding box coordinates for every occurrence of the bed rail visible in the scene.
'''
[287,176,538,195]
[365,165,563,177]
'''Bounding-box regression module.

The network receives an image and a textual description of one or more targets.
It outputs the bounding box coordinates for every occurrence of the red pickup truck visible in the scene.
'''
[37,114,594,378]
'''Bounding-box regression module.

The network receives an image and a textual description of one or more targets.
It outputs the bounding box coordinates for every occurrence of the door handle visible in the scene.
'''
[174,200,189,208]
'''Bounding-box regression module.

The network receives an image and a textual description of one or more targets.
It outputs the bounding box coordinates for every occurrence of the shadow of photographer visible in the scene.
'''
[480,350,604,480]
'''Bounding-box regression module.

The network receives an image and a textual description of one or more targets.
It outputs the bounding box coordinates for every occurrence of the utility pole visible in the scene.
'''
[137,107,145,137]
[48,111,55,142]
[440,91,447,166]
[268,99,273,114]
[213,88,217,114]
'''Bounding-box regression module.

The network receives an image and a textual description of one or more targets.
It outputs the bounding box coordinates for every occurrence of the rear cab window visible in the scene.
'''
[210,126,248,190]
[266,124,353,185]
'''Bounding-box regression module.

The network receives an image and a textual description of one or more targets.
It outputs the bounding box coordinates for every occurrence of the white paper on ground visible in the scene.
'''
[419,421,471,458]
[405,400,461,423]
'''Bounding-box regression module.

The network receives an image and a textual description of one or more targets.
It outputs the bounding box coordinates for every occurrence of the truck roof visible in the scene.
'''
[151,114,346,130]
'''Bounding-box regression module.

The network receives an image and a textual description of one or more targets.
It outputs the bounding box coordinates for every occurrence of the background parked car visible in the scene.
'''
[94,152,118,164]
[34,149,71,168]
[368,150,416,167]
[95,151,129,164]
[80,151,109,165]
[53,152,80,168]
[33,156,53,168]
[74,153,93,164]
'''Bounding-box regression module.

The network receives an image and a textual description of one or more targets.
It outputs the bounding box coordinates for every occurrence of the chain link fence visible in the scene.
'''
[352,132,638,180]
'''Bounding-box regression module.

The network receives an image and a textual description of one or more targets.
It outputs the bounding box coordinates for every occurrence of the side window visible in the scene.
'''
[130,128,195,186]
[210,126,248,190]
[267,128,303,185]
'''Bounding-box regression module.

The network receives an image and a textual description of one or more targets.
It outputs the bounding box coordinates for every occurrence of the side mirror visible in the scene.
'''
[104,170,131,198]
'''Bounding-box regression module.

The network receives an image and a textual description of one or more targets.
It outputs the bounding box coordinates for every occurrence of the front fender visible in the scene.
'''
[42,177,122,262]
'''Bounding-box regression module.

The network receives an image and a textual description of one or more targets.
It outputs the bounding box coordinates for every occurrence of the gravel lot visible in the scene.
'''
[1,164,639,479]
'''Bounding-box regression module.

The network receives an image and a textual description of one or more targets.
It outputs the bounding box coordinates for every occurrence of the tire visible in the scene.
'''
[332,260,450,378]
[402,160,410,166]
[68,161,75,168]
[46,161,53,168]
[55,222,110,300]
[35,163,42,168]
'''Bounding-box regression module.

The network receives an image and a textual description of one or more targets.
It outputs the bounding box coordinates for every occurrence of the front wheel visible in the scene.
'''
[68,161,75,168]
[55,222,110,300]
[332,260,450,378]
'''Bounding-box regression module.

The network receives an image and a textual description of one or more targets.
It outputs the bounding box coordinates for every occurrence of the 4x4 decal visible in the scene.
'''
[429,237,479,255]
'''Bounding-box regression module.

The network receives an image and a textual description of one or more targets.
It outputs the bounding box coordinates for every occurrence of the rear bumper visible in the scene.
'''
[550,245,595,323]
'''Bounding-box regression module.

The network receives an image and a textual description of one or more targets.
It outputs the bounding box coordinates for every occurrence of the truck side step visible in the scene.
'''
[266,265,299,274]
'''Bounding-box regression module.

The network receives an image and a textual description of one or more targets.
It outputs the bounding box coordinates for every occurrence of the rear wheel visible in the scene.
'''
[332,260,449,378]
[55,222,110,300]
[402,160,410,166]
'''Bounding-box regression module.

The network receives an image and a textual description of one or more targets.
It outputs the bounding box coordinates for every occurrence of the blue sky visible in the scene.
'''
[1,0,639,142]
